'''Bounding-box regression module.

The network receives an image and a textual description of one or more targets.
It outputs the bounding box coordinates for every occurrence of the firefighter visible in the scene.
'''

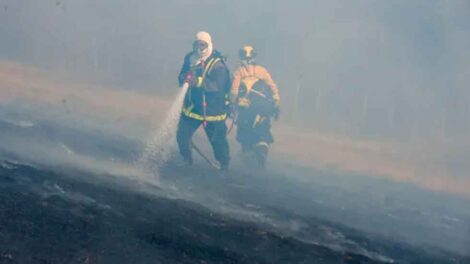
[176,31,231,173]
[230,45,280,169]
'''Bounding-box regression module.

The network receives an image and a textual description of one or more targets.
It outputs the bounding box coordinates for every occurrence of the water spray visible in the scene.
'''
[138,83,189,178]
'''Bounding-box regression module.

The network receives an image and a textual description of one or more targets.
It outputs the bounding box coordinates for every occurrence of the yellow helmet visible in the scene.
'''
[238,45,257,62]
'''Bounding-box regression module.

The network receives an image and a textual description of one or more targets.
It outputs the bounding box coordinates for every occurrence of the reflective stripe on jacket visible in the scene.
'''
[178,50,231,121]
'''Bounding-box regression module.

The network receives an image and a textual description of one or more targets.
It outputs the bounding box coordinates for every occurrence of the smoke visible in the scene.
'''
[0,0,469,256]
[1,0,469,195]
[138,84,188,178]
[0,0,468,197]
[0,132,147,180]
[1,0,468,141]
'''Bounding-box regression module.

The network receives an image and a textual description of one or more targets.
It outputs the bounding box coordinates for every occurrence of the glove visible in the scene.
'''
[184,72,198,87]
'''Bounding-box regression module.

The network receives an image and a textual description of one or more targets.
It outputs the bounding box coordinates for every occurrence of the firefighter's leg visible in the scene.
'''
[236,125,253,153]
[254,142,269,170]
[205,120,230,170]
[253,117,273,170]
[236,109,258,153]
[262,117,274,144]
[176,115,201,165]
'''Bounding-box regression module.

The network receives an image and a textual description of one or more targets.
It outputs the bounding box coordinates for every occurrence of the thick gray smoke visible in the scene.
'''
[1,0,469,257]
[1,0,468,141]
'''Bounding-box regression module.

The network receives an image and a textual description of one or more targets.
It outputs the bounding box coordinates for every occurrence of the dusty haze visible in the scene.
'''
[1,0,470,257]
[1,0,469,194]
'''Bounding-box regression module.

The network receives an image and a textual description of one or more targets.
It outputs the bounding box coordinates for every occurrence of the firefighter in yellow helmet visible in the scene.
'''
[230,45,281,169]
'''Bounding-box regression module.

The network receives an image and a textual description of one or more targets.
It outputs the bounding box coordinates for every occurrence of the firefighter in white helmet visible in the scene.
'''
[176,31,231,173]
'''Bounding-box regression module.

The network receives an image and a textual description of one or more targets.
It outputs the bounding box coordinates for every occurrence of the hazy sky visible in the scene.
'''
[1,0,469,139]
[1,2,469,253]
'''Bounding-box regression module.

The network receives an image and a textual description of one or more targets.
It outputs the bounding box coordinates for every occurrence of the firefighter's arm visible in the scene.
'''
[178,54,191,87]
[230,69,242,104]
[260,67,280,106]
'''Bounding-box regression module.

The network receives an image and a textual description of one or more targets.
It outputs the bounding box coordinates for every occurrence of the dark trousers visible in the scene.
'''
[176,115,230,167]
[236,110,273,151]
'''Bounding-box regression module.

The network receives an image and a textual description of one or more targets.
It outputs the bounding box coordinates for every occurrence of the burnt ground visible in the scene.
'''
[0,159,381,264]
[0,158,469,264]
[0,114,469,264]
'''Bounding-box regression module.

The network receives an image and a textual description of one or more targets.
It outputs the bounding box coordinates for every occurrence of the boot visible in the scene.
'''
[254,142,269,170]
[175,155,193,168]
[219,163,229,176]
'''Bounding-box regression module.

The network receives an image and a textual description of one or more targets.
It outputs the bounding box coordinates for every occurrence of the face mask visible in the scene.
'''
[193,40,208,57]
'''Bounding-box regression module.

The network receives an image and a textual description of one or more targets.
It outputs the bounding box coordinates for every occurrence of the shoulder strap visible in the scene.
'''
[203,57,221,78]
[194,56,222,88]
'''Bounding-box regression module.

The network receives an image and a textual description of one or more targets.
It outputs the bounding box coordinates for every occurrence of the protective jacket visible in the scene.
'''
[178,50,231,122]
[230,64,280,107]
